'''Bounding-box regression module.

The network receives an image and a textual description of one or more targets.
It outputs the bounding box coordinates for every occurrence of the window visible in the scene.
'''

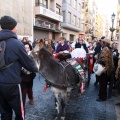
[73,0,77,9]
[35,0,39,6]
[62,33,67,38]
[68,0,71,4]
[73,15,76,25]
[44,0,47,6]
[62,0,65,3]
[68,12,71,23]
[56,4,61,15]
[41,0,48,8]
[81,13,84,19]
[78,18,80,27]
[78,3,81,13]
[81,23,84,31]
[82,2,84,9]
[63,11,65,22]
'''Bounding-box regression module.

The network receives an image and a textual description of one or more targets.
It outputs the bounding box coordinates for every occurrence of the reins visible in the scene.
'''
[58,61,70,87]
[38,72,46,85]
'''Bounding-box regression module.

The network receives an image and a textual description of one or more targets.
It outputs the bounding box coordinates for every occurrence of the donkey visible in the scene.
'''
[30,40,84,120]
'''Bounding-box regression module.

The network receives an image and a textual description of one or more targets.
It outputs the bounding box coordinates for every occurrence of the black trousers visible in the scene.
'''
[0,84,24,120]
[98,73,108,100]
[108,70,115,98]
[21,80,33,106]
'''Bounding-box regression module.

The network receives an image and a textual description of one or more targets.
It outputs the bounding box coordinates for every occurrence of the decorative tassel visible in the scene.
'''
[80,82,85,94]
[43,83,48,92]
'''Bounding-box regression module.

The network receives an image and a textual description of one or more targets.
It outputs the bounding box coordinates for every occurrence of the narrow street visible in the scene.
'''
[0,0,119,120]
[24,73,117,120]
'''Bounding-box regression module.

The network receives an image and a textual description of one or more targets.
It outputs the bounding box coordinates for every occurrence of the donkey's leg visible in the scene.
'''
[67,87,72,99]
[61,92,67,120]
[54,93,60,119]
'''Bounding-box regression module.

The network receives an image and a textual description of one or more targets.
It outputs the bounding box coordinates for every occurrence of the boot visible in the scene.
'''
[29,98,34,105]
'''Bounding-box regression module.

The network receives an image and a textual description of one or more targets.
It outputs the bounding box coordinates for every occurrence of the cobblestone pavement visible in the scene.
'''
[0,73,117,120]
[23,73,117,120]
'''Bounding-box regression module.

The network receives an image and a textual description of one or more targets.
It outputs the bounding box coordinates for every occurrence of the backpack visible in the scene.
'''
[0,40,16,71]
[0,41,6,69]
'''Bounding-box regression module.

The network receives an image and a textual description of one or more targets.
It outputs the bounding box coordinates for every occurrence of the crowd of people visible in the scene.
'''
[0,15,120,120]
[27,35,120,101]
[22,34,120,102]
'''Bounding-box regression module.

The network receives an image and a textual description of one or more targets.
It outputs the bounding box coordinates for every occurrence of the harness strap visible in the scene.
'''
[0,61,17,71]
[46,79,67,89]
[59,62,70,87]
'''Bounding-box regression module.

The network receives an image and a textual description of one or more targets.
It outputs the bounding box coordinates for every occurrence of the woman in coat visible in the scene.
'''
[21,42,36,106]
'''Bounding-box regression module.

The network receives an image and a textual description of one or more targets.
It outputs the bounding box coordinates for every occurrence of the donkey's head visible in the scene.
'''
[30,39,54,71]
[30,39,44,71]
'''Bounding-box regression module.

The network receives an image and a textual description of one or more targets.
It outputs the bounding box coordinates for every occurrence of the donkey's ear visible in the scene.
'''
[40,39,44,43]
[39,39,44,48]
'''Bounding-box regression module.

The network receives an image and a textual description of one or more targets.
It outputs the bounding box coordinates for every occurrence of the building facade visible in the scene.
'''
[61,0,81,41]
[116,0,120,41]
[80,0,93,41]
[116,0,120,53]
[95,13,104,39]
[103,15,110,39]
[34,0,63,40]
[0,0,33,40]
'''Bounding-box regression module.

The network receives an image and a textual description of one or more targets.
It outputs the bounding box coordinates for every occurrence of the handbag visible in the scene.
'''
[93,63,105,76]
[94,54,98,60]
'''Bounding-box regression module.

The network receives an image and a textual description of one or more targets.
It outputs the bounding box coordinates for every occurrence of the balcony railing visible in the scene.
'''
[85,29,93,34]
[56,11,61,15]
[89,10,93,17]
[34,18,56,30]
[35,2,47,8]
[85,20,92,26]
[50,8,55,12]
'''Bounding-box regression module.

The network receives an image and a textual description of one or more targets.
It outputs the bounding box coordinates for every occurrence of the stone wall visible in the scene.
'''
[0,0,33,38]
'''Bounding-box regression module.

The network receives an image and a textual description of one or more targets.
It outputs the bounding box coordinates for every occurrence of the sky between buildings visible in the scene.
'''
[96,0,117,25]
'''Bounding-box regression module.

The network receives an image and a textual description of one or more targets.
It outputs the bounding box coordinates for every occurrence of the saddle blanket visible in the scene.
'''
[67,58,85,81]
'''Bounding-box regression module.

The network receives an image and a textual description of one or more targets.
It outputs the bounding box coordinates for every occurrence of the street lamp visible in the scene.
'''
[110,13,116,41]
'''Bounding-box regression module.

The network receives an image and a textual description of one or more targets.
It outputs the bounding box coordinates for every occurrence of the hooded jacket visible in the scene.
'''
[0,30,38,85]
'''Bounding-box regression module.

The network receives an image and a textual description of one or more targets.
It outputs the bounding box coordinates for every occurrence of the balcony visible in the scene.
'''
[85,20,93,26]
[85,29,93,34]
[34,18,56,30]
[34,4,63,22]
[50,8,55,12]
[116,25,120,30]
[61,22,81,32]
[35,2,47,8]
[56,11,61,15]
[88,10,93,17]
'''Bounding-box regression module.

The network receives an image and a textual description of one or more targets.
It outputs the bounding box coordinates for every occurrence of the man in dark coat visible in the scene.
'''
[0,16,38,120]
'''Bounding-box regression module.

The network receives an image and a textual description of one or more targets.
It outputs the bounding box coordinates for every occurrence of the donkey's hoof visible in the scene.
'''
[61,116,65,120]
[67,93,71,99]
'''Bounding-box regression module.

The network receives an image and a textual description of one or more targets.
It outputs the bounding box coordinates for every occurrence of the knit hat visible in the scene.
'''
[0,16,17,30]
